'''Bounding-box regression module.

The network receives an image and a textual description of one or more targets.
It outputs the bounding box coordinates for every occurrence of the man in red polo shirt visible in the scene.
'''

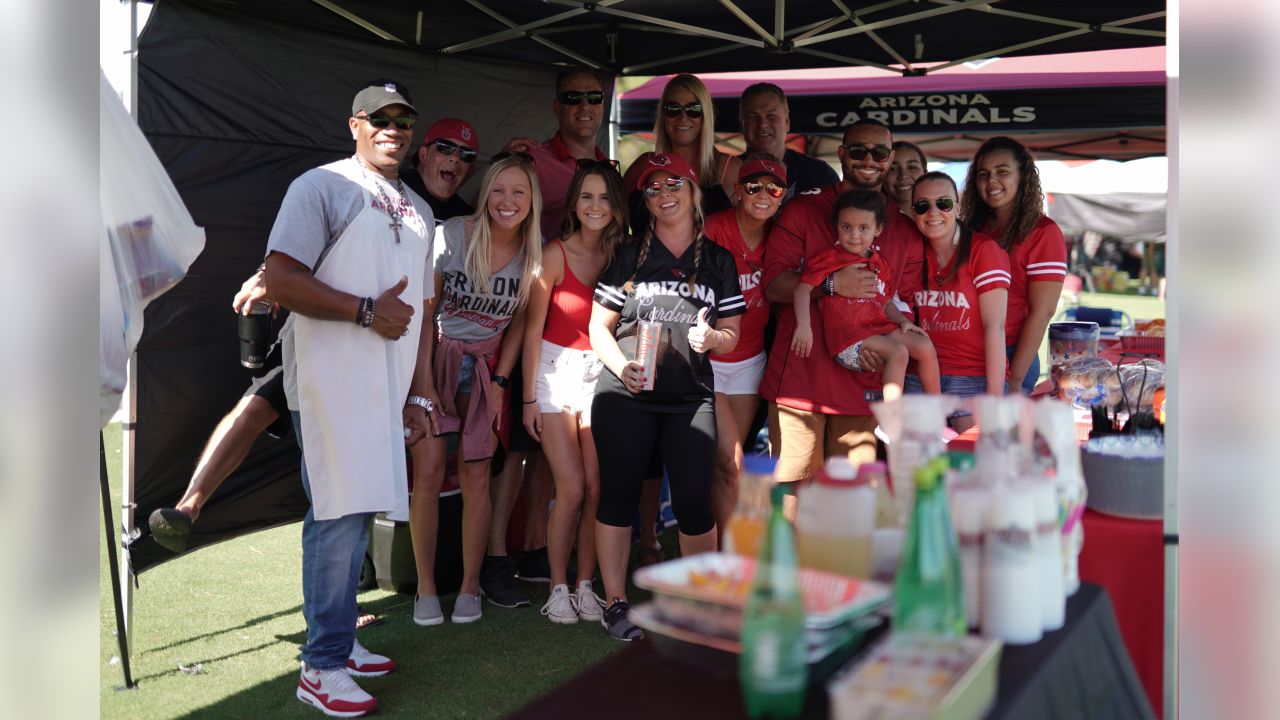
[761,119,923,493]
[503,68,611,241]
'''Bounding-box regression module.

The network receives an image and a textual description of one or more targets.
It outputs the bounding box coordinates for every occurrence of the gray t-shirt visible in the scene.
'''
[433,216,526,343]
[266,157,436,409]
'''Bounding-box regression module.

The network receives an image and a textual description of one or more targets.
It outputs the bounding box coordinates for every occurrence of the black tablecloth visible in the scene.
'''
[507,583,1155,720]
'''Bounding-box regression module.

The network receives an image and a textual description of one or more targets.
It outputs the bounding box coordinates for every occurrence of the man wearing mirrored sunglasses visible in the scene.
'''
[759,118,924,498]
[404,117,479,222]
[729,82,839,203]
[264,80,438,718]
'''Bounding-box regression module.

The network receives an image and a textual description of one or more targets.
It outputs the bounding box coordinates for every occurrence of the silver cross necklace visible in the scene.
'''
[353,155,408,243]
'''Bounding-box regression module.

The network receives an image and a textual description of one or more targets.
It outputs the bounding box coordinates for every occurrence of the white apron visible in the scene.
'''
[292,181,429,521]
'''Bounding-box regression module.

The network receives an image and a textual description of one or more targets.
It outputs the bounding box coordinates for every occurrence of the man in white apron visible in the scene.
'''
[264,81,440,718]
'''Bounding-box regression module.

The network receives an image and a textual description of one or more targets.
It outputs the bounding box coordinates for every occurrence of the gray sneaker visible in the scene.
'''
[413,594,443,627]
[451,593,482,624]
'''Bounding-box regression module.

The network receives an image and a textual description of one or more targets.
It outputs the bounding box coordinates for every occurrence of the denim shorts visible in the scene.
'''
[457,353,476,395]
[904,373,993,418]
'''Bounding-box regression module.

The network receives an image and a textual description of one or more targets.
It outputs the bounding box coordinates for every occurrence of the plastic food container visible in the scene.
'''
[1048,322,1100,367]
[632,552,891,640]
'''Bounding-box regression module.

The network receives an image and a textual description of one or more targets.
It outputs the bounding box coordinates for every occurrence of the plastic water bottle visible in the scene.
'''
[739,484,807,719]
[893,460,965,638]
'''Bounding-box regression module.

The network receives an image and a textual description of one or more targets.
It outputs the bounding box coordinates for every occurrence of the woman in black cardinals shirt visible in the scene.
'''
[588,153,744,641]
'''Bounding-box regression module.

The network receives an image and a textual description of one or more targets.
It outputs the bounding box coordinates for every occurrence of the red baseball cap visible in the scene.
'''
[635,152,698,190]
[738,158,787,185]
[423,118,479,152]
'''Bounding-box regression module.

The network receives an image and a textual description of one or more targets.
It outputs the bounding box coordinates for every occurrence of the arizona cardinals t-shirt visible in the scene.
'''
[992,215,1068,345]
[913,232,1011,377]
[704,209,768,362]
[594,235,745,406]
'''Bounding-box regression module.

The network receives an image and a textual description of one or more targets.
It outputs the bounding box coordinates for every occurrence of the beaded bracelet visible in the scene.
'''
[362,298,377,328]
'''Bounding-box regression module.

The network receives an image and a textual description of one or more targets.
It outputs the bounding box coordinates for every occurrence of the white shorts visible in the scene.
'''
[534,339,602,422]
[710,352,766,396]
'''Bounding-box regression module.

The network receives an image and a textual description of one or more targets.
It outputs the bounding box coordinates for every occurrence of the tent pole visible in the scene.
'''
[129,0,138,116]
[122,0,141,653]
[608,78,620,162]
[102,433,136,689]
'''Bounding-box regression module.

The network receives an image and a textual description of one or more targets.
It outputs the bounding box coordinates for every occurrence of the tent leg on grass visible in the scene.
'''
[101,431,136,690]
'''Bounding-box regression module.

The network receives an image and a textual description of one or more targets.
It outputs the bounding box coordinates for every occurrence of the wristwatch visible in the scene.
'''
[491,374,510,389]
[407,395,434,413]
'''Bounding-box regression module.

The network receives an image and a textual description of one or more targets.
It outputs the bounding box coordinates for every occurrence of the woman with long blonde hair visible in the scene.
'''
[589,153,744,641]
[623,73,733,233]
[408,153,542,626]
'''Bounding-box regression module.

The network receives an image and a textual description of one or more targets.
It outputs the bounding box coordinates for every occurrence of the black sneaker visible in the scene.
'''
[601,599,644,642]
[148,508,193,553]
[479,555,530,608]
[515,547,551,583]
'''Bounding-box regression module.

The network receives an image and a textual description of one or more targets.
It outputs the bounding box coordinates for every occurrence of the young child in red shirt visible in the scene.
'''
[791,190,940,401]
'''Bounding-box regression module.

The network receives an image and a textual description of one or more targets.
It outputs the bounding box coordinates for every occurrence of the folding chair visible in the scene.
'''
[1054,306,1133,338]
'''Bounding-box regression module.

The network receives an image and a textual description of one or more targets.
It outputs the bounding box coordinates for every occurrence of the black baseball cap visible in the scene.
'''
[352,81,417,116]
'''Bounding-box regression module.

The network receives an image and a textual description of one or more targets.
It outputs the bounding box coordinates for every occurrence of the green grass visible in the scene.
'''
[99,424,625,719]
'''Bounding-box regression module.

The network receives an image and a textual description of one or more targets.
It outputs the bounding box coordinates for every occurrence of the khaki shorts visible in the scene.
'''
[767,402,877,483]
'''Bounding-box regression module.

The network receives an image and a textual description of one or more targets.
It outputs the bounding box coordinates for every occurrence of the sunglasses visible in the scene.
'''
[557,90,605,106]
[643,177,687,198]
[911,197,956,215]
[432,139,477,163]
[842,143,892,162]
[663,101,704,119]
[576,158,621,171]
[357,114,416,131]
[491,150,534,164]
[742,181,785,199]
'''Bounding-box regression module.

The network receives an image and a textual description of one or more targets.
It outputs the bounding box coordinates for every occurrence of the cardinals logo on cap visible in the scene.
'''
[384,83,398,92]
[651,155,671,167]
[462,127,473,141]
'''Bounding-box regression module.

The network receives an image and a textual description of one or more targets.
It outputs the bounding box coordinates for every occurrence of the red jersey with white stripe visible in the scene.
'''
[913,232,1011,377]
[760,185,923,416]
[705,209,768,362]
[996,216,1067,345]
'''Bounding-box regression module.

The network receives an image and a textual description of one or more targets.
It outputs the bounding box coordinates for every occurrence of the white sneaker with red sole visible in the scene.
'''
[297,662,377,717]
[346,639,396,677]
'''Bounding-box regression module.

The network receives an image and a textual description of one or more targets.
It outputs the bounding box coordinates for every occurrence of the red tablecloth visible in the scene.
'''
[946,425,1165,718]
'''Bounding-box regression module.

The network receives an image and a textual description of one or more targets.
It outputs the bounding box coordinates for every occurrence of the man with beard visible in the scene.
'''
[265,80,437,717]
[760,119,922,501]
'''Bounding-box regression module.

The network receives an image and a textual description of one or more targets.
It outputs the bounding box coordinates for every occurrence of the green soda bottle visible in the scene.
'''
[739,484,808,718]
[892,462,965,637]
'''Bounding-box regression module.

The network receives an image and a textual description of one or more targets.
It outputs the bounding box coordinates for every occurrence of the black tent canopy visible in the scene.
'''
[127,0,1166,574]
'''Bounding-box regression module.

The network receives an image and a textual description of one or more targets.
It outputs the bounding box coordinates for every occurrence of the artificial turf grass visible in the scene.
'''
[100,423,659,719]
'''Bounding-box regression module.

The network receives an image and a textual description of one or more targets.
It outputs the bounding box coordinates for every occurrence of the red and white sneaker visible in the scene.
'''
[346,639,396,677]
[297,662,377,717]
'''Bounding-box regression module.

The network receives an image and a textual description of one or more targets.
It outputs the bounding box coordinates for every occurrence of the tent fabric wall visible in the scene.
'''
[1049,192,1167,243]
[130,0,582,572]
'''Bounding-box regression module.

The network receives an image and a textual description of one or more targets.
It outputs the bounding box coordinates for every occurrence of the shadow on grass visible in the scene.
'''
[146,604,304,654]
[136,640,287,684]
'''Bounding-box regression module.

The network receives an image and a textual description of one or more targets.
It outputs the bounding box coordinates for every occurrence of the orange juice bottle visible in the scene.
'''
[725,455,776,557]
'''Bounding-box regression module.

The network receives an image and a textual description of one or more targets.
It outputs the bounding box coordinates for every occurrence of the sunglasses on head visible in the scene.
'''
[643,177,687,198]
[432,139,477,163]
[663,101,704,119]
[491,150,534,164]
[842,143,892,162]
[742,181,785,199]
[358,114,416,131]
[576,158,621,171]
[557,90,605,106]
[911,197,956,215]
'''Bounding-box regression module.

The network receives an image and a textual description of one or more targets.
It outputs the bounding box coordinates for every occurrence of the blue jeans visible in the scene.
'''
[292,411,373,670]
[1006,345,1040,395]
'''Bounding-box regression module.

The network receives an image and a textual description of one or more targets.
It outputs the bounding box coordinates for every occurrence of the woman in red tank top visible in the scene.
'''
[703,155,785,542]
[521,162,628,624]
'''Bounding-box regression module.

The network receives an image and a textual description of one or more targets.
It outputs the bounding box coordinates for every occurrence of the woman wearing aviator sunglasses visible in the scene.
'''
[907,172,1011,429]
[623,73,733,235]
[589,152,744,641]
[960,137,1067,395]
[702,154,785,544]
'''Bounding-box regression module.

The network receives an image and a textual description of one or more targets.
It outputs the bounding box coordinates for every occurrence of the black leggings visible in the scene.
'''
[592,394,717,536]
